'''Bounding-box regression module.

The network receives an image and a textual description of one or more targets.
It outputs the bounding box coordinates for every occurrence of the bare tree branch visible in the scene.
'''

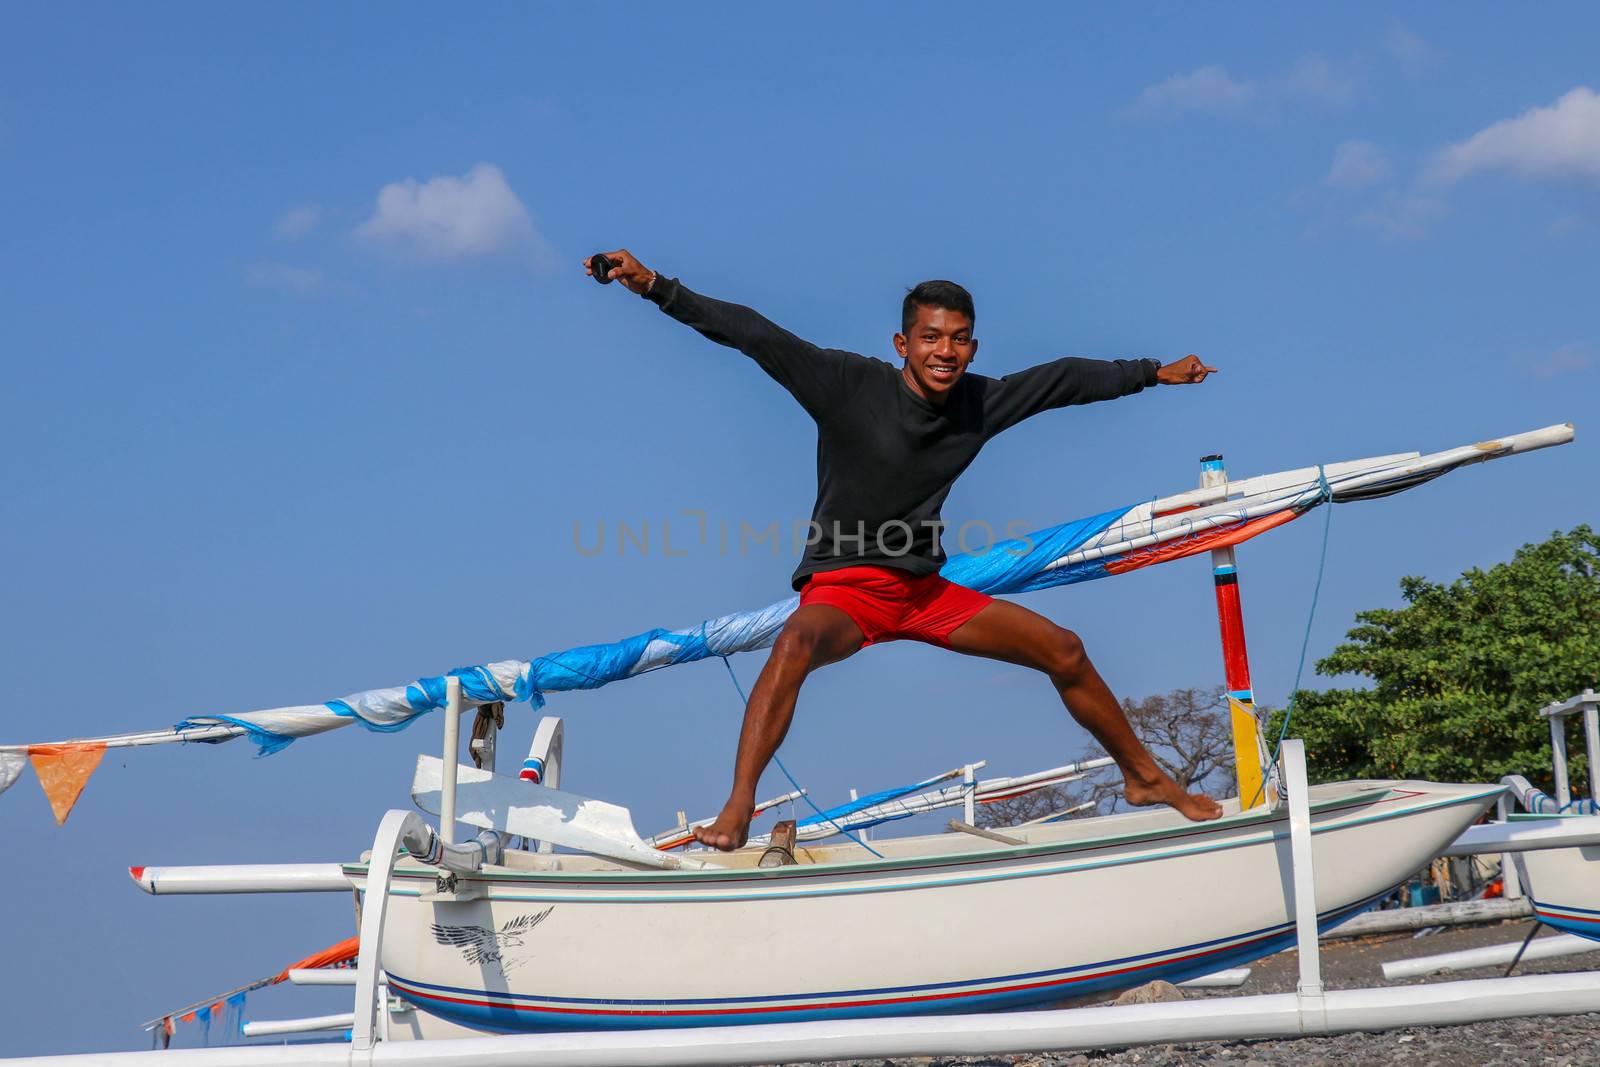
[979,686,1238,827]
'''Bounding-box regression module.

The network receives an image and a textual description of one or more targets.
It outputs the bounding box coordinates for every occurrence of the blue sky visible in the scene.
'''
[2,5,1596,1055]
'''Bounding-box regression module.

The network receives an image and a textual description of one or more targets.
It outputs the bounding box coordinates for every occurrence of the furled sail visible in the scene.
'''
[0,423,1573,815]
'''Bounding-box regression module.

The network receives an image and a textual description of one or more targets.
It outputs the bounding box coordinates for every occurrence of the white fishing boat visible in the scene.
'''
[4,422,1588,1061]
[365,774,1498,1032]
[1499,690,1600,940]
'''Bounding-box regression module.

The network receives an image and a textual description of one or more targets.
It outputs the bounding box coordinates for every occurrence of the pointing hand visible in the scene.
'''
[1157,355,1218,385]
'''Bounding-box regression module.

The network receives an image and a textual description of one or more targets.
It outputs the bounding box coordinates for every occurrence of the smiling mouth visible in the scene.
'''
[927,364,957,380]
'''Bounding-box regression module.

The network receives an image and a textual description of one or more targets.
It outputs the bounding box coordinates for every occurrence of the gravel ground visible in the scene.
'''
[797,920,1600,1067]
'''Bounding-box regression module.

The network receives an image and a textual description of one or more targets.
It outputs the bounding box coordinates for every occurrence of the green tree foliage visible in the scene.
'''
[1269,526,1600,786]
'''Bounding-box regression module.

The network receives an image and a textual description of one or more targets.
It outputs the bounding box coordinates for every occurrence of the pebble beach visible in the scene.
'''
[801,920,1600,1067]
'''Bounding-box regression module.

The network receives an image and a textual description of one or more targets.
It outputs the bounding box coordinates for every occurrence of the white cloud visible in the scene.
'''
[1324,140,1391,190]
[276,205,320,240]
[247,262,324,294]
[1131,66,1255,114]
[356,163,538,263]
[1352,191,1447,241]
[1425,87,1600,186]
[1284,55,1359,106]
[1385,24,1436,69]
[1517,343,1596,380]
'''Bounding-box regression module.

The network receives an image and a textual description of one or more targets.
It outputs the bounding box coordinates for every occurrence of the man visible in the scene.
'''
[587,250,1224,850]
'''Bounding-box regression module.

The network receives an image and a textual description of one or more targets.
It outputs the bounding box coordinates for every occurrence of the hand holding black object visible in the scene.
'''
[1156,355,1218,385]
[583,249,656,294]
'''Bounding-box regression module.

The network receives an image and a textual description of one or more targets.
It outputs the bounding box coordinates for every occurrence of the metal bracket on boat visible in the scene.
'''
[419,871,488,903]
[948,819,1024,846]
[469,700,505,770]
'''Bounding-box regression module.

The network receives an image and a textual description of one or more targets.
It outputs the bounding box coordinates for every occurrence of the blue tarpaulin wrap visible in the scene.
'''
[796,776,947,833]
[176,504,1132,752]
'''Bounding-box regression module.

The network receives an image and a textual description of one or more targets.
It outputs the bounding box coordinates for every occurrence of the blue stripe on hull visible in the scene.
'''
[1536,915,1600,942]
[1533,900,1600,943]
[389,897,1380,1033]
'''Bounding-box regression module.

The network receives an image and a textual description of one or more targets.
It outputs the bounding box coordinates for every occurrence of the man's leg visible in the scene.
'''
[946,599,1223,821]
[692,604,866,850]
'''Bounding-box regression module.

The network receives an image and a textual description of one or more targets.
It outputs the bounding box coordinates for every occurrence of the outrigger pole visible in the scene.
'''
[1196,453,1274,810]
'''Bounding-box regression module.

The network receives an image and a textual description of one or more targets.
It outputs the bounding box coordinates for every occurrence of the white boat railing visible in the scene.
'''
[1541,688,1600,812]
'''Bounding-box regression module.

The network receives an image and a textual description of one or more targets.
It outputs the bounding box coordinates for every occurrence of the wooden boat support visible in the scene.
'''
[1322,896,1534,939]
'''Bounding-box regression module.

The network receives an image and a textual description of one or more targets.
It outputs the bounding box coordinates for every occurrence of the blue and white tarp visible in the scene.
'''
[0,422,1558,775]
[178,506,1133,753]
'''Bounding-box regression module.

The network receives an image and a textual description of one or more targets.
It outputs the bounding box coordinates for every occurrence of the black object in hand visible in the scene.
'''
[589,253,615,284]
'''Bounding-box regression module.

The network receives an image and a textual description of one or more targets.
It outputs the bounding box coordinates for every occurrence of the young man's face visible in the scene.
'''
[894,304,977,402]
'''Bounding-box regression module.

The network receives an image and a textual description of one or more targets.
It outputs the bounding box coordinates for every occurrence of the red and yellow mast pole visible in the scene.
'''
[1198,454,1273,809]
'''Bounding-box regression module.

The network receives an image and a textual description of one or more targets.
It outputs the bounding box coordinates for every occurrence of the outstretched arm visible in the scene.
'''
[584,249,855,417]
[984,353,1217,434]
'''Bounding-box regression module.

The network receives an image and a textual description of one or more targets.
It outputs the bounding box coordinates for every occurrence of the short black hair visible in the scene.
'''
[902,280,975,335]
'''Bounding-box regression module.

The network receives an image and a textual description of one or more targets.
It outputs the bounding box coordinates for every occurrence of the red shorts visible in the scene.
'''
[799,565,993,647]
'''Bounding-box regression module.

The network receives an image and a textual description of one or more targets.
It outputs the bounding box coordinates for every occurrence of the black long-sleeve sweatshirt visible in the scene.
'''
[646,277,1159,590]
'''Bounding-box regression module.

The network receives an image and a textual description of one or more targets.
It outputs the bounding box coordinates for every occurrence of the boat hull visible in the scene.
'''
[1512,814,1600,941]
[351,780,1497,1033]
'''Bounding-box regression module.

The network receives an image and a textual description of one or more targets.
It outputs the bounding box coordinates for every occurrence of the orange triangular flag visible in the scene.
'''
[29,743,107,825]
[274,934,361,982]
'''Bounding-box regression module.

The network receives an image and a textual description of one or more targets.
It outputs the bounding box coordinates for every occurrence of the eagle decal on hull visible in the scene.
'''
[431,907,554,971]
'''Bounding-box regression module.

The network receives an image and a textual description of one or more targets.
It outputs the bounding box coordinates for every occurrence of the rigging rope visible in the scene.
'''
[716,655,885,858]
[1254,464,1335,806]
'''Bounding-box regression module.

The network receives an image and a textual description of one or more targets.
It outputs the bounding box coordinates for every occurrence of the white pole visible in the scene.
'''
[129,863,350,895]
[1382,934,1599,980]
[287,968,358,986]
[963,764,977,826]
[1281,739,1326,1031]
[379,972,392,1043]
[1495,792,1523,900]
[1581,690,1600,805]
[1176,967,1251,989]
[240,1012,355,1037]
[1443,814,1600,855]
[440,676,463,845]
[1547,705,1571,808]
[20,974,1600,1066]
[1040,425,1574,579]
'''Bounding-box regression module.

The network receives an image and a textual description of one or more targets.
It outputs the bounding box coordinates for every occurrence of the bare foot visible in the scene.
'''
[1124,771,1224,822]
[691,805,752,851]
